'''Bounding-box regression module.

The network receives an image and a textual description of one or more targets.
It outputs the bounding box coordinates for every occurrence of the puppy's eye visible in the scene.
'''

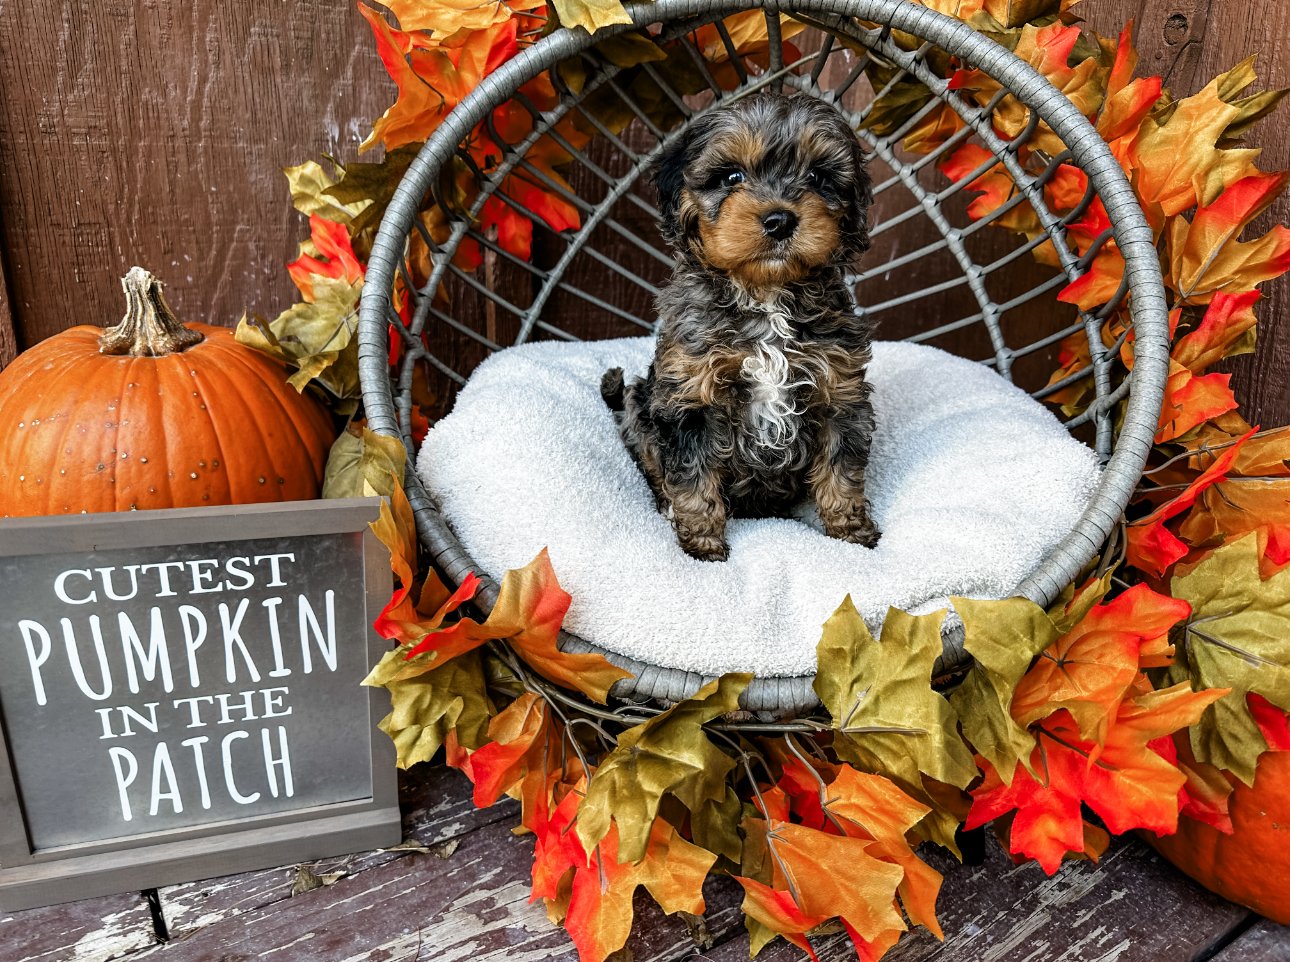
[806,167,832,189]
[718,168,745,188]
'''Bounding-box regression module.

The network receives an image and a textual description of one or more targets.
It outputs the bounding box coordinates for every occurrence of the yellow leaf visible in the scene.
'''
[549,0,633,35]
[1167,534,1290,784]
[373,650,494,768]
[949,595,1063,783]
[814,598,978,791]
[576,673,751,862]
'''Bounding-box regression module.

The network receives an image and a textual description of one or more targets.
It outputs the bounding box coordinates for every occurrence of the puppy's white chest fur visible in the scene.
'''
[737,295,811,456]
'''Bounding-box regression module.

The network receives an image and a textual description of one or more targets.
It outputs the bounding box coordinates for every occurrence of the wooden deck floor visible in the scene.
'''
[5,763,1288,962]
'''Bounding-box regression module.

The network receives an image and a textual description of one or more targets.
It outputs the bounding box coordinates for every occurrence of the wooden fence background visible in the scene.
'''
[0,0,1286,424]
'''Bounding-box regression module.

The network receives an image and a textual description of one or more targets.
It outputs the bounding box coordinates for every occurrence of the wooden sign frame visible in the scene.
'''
[0,498,400,911]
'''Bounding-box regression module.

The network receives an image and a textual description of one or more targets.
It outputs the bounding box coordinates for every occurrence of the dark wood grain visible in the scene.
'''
[1210,918,1290,961]
[701,837,1253,962]
[0,0,391,348]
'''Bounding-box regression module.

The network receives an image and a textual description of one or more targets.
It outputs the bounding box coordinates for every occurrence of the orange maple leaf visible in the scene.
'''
[1155,361,1240,443]
[1127,60,1270,217]
[562,817,715,962]
[1011,584,1192,742]
[969,684,1225,872]
[405,549,631,702]
[1166,172,1290,304]
[1176,422,1290,577]
[369,476,482,644]
[1172,290,1260,373]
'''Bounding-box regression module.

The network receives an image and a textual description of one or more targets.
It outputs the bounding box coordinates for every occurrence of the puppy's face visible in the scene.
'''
[653,93,872,288]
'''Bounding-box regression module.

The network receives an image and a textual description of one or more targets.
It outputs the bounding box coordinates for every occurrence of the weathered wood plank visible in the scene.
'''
[701,837,1251,962]
[119,810,744,962]
[0,207,16,369]
[154,762,519,940]
[0,0,391,349]
[1210,918,1290,961]
[0,890,157,962]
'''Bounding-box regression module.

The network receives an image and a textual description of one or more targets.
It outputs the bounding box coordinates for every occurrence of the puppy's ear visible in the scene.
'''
[841,140,873,261]
[652,127,693,247]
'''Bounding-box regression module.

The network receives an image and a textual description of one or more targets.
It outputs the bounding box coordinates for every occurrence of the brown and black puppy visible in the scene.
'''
[602,92,878,562]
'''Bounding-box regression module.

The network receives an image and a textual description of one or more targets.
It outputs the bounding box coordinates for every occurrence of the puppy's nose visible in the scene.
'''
[761,208,798,241]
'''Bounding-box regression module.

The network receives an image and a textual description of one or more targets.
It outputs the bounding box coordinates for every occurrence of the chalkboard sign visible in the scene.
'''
[0,498,399,910]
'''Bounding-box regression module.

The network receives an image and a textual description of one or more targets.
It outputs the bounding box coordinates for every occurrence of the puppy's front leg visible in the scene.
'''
[660,409,729,562]
[810,399,880,548]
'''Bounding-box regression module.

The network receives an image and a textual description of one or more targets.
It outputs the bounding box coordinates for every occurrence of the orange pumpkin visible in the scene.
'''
[1149,738,1290,923]
[0,267,336,517]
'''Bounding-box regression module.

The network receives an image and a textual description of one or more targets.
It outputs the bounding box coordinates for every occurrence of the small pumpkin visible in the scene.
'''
[0,267,336,517]
[1148,737,1290,923]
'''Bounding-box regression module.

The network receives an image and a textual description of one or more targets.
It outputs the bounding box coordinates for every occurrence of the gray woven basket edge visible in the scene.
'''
[357,0,1170,713]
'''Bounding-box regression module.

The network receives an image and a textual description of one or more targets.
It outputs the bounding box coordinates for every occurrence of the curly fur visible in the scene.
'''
[603,92,879,561]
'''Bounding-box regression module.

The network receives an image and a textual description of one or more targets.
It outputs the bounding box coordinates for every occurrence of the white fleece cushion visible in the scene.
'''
[418,337,1101,678]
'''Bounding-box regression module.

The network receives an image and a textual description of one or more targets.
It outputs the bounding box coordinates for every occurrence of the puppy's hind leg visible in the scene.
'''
[810,399,880,548]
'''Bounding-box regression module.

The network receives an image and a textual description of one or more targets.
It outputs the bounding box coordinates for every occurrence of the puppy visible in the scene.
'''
[602,91,878,562]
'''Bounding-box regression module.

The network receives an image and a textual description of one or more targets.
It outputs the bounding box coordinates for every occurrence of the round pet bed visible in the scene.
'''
[419,337,1102,680]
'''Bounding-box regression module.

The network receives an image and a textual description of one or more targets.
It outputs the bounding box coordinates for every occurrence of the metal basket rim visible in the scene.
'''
[357,0,1171,712]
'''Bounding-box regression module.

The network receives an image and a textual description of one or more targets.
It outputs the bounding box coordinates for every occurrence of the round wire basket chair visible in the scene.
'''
[358,0,1170,712]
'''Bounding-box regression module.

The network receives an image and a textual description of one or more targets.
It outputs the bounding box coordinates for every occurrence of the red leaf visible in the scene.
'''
[1127,428,1256,576]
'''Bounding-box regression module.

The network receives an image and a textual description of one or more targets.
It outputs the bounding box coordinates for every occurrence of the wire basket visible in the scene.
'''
[357,0,1169,712]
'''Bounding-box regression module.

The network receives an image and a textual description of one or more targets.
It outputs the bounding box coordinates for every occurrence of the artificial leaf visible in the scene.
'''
[1167,172,1290,304]
[1127,428,1254,576]
[370,649,494,768]
[1177,424,1290,576]
[288,214,365,298]
[576,673,750,862]
[815,597,978,791]
[1172,290,1260,372]
[1077,683,1227,834]
[283,159,369,222]
[549,0,633,35]
[360,10,521,152]
[1129,59,1272,216]
[321,423,407,500]
[949,595,1063,783]
[237,275,364,401]
[739,820,906,945]
[1167,534,1290,783]
[374,0,543,39]
[1156,361,1240,443]
[406,549,632,701]
[969,683,1222,872]
[1011,584,1192,741]
[822,765,943,938]
[564,818,715,962]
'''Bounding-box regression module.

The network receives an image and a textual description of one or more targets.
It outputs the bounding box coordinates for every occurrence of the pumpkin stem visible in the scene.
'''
[99,267,205,357]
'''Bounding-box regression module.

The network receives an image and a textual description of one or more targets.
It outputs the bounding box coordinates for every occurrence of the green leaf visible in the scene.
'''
[284,159,369,222]
[251,275,363,403]
[949,596,1063,784]
[814,598,977,792]
[321,425,407,500]
[576,673,751,862]
[371,649,494,768]
[1167,534,1290,783]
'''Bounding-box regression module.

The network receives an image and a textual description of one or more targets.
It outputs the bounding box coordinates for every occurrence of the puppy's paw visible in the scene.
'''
[600,367,626,411]
[680,533,729,562]
[825,513,881,549]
